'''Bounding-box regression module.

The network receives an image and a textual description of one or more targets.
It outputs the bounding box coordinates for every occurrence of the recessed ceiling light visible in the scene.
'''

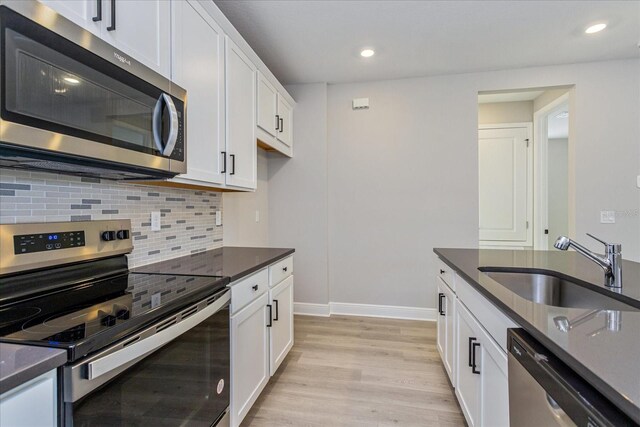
[64,77,80,84]
[360,49,375,58]
[585,23,607,34]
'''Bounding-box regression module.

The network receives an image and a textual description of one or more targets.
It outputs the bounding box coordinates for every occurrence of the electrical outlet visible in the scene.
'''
[151,211,161,231]
[215,211,222,226]
[600,210,615,224]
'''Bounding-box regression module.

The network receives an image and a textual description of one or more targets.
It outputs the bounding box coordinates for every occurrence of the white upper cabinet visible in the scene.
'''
[101,0,171,78]
[39,0,171,78]
[171,0,225,186]
[225,37,257,190]
[256,71,294,157]
[256,71,278,139]
[276,94,293,149]
[38,0,101,35]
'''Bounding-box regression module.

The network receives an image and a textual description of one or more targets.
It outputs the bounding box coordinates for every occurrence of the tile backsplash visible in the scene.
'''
[0,169,223,267]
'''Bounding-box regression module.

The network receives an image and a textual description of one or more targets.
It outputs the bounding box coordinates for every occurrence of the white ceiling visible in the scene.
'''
[214,0,640,85]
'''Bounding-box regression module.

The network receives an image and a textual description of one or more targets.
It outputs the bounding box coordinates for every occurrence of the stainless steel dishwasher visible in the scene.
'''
[507,329,635,427]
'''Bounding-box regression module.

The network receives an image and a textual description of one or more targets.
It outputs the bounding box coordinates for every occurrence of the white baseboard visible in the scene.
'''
[293,302,330,317]
[293,302,436,321]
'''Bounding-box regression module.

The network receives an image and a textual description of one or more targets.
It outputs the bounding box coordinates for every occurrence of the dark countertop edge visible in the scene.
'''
[227,248,295,283]
[433,248,640,424]
[0,344,67,394]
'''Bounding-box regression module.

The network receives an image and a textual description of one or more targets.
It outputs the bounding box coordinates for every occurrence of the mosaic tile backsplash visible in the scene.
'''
[0,169,223,267]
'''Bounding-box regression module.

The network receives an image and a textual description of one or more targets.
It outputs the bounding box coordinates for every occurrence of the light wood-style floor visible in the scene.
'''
[242,315,465,427]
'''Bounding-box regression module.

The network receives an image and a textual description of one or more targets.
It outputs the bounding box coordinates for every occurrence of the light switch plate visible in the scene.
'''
[600,210,615,224]
[151,211,161,231]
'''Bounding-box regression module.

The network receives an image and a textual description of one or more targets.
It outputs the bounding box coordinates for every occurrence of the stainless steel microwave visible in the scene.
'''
[0,1,186,180]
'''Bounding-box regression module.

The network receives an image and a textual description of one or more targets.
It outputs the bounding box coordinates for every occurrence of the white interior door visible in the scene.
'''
[479,125,531,243]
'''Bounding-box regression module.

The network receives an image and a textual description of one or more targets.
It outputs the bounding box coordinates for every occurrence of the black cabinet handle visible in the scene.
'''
[468,337,477,367]
[267,304,272,327]
[221,151,226,173]
[440,269,445,275]
[279,117,283,133]
[282,266,288,272]
[106,0,116,31]
[438,293,445,316]
[275,114,280,131]
[472,342,481,374]
[273,299,279,321]
[252,284,259,291]
[92,0,102,22]
[230,154,235,175]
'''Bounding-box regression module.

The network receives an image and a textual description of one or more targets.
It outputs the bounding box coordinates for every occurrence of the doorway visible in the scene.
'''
[478,87,574,250]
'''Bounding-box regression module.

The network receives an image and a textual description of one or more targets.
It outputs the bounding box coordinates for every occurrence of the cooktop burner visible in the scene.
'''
[0,271,228,360]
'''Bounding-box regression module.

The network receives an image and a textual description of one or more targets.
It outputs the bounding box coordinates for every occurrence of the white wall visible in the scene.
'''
[478,101,533,124]
[264,58,639,310]
[268,83,330,305]
[223,149,269,246]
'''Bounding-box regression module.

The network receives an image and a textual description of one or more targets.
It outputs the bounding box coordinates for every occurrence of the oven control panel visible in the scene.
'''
[14,231,86,254]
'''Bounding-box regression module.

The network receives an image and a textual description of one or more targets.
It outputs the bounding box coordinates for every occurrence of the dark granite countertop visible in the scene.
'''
[132,246,295,282]
[0,343,66,393]
[434,248,640,424]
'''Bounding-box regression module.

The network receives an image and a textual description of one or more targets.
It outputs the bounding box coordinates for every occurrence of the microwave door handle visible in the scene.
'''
[152,95,165,154]
[161,93,179,157]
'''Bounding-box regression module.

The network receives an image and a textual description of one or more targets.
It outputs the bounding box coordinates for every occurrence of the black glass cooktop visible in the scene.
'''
[0,272,228,361]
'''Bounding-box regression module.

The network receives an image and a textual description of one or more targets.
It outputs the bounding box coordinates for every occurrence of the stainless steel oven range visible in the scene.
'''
[0,220,230,426]
[0,0,186,180]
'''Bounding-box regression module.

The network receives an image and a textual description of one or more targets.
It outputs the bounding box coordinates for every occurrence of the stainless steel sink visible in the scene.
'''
[480,270,639,311]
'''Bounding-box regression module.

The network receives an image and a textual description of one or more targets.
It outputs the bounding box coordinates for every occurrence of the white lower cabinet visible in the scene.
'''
[230,292,270,427]
[230,256,294,427]
[436,257,512,427]
[269,275,294,375]
[0,369,57,427]
[436,277,456,386]
[455,300,509,427]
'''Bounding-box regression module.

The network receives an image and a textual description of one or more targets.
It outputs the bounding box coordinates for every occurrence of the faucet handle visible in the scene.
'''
[586,233,621,253]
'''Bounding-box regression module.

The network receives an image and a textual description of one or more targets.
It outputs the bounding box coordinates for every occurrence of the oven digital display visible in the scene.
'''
[13,231,86,255]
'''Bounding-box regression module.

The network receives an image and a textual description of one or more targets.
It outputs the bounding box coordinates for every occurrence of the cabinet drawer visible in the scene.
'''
[230,269,268,315]
[437,257,455,292]
[456,276,517,352]
[269,255,293,287]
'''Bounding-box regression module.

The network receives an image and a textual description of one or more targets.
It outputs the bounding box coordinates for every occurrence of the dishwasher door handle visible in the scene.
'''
[86,292,229,380]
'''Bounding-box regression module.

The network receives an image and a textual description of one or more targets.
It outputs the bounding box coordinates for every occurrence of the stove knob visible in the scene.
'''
[101,231,116,241]
[116,229,130,240]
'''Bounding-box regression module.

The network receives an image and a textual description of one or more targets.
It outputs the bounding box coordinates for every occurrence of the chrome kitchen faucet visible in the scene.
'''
[554,234,622,288]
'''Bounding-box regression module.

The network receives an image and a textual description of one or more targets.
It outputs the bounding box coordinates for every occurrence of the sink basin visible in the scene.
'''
[480,269,638,311]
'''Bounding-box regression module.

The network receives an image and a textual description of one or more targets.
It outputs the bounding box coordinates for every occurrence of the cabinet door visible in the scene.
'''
[436,280,446,361]
[38,0,101,35]
[442,282,456,385]
[478,328,509,427]
[171,0,225,185]
[269,275,294,375]
[455,301,481,427]
[0,369,57,427]
[231,293,269,427]
[102,0,171,77]
[276,94,293,148]
[256,71,278,139]
[225,37,257,190]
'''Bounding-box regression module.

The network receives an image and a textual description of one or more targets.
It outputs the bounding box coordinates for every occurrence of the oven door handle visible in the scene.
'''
[86,291,229,381]
[152,93,179,157]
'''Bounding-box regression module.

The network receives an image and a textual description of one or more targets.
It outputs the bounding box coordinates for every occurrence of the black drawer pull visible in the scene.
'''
[106,0,116,31]
[282,266,288,272]
[468,337,477,367]
[252,284,259,291]
[472,342,481,374]
[221,151,226,173]
[440,269,445,275]
[273,299,279,321]
[267,304,272,327]
[92,0,102,22]
[438,293,445,316]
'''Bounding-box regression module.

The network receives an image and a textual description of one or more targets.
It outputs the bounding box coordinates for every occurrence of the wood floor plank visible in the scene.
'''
[241,315,465,427]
